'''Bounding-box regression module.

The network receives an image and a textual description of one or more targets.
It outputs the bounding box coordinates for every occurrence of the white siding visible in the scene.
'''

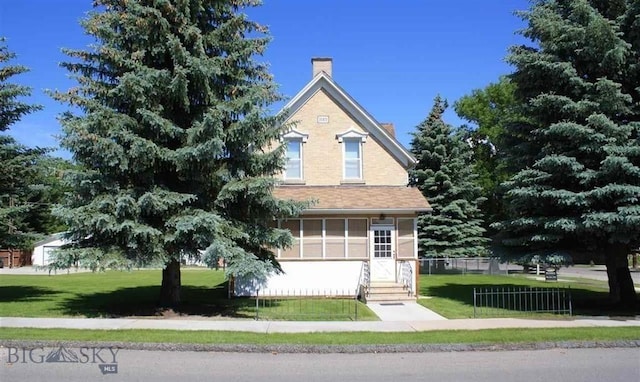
[234,260,364,297]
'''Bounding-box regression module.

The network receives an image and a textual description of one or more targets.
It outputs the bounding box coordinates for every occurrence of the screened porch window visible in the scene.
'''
[302,219,323,258]
[347,219,368,258]
[276,218,370,259]
[325,219,346,258]
[280,220,300,258]
[397,218,416,258]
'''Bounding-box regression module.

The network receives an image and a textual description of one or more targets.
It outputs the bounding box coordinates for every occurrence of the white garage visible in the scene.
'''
[31,233,67,266]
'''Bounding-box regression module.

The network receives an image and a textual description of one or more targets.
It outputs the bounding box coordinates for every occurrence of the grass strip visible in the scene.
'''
[0,327,638,345]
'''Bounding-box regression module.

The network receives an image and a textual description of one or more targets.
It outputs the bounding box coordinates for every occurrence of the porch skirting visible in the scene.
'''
[232,259,418,298]
[233,260,364,297]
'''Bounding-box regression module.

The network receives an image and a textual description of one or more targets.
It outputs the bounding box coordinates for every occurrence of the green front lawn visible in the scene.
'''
[1,268,633,321]
[417,274,636,318]
[0,269,376,320]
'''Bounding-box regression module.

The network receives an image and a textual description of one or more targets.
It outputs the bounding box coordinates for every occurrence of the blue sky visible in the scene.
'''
[1,0,530,158]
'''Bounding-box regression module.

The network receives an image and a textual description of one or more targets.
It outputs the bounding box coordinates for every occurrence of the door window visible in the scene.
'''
[373,228,392,258]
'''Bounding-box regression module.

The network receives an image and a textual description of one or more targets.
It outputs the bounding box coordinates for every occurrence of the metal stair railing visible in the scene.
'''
[399,260,413,296]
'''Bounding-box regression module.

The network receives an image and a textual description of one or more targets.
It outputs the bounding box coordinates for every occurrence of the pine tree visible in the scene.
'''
[497,0,640,304]
[24,156,74,236]
[0,136,48,250]
[52,0,304,306]
[0,38,46,251]
[409,96,488,258]
[0,38,41,132]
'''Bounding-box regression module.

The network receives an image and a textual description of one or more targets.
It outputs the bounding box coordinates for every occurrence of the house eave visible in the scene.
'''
[298,207,432,215]
[31,232,66,248]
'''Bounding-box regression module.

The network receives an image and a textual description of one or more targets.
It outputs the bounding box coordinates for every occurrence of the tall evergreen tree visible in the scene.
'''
[0,38,46,250]
[409,96,488,258]
[25,156,74,236]
[0,38,41,132]
[0,136,48,250]
[52,0,304,306]
[496,0,640,304]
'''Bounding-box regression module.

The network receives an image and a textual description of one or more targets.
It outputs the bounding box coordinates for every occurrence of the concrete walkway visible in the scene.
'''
[1,316,639,333]
[366,302,446,321]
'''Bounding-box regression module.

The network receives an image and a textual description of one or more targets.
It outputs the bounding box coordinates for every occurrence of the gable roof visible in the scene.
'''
[274,185,431,214]
[32,232,66,248]
[280,71,417,168]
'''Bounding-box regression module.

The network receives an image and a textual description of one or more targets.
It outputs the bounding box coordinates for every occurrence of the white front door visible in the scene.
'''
[370,225,395,282]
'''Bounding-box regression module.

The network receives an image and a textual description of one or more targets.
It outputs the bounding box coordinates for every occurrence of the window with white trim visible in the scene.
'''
[285,139,302,179]
[336,129,367,181]
[343,139,361,179]
[282,129,308,181]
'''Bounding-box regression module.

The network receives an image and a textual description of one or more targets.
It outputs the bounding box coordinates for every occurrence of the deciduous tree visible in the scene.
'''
[454,77,524,228]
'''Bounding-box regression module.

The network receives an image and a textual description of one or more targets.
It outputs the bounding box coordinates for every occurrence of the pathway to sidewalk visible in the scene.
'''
[366,302,446,321]
[1,316,639,333]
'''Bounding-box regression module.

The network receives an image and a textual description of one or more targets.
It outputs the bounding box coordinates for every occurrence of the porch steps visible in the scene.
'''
[366,282,416,303]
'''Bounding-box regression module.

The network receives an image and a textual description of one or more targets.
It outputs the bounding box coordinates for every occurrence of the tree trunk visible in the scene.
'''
[604,245,637,306]
[160,259,181,307]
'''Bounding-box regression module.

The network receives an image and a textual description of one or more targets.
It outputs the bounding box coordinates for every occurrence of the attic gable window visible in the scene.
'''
[282,129,308,181]
[337,129,367,180]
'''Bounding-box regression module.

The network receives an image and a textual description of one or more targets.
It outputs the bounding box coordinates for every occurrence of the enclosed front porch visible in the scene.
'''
[233,216,420,298]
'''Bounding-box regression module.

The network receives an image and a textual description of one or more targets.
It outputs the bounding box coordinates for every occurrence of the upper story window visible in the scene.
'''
[285,139,302,179]
[337,129,368,181]
[282,129,309,181]
[344,139,361,179]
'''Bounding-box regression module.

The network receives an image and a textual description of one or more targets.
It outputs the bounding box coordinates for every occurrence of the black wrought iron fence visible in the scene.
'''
[473,287,572,318]
[254,289,361,321]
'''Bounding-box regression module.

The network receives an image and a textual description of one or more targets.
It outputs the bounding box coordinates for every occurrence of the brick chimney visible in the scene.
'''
[312,57,332,78]
[380,123,395,137]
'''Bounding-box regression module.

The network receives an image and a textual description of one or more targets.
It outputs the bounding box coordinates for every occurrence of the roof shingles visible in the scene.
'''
[274,186,430,212]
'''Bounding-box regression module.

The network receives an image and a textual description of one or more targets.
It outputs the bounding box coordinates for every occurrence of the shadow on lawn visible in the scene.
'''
[0,286,58,302]
[424,282,639,317]
[60,281,257,318]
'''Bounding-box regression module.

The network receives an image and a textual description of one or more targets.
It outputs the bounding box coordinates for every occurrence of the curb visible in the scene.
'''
[2,340,639,354]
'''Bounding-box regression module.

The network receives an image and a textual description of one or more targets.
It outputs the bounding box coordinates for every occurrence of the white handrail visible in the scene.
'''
[399,261,413,296]
[356,260,370,299]
[356,261,364,298]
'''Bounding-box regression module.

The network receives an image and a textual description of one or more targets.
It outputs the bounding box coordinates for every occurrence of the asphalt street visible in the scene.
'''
[559,265,640,284]
[2,347,638,382]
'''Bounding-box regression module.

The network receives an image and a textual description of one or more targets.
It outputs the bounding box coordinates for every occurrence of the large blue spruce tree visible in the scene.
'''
[497,0,640,304]
[52,0,304,306]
